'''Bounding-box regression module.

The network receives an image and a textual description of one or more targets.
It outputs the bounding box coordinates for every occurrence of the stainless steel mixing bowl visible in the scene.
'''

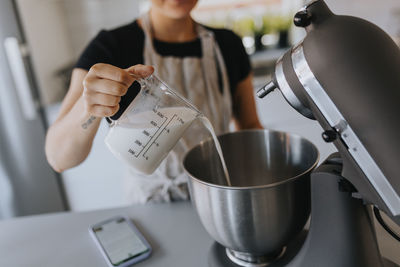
[183,130,319,259]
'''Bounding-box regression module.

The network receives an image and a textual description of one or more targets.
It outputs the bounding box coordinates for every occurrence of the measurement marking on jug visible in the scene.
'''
[142,130,151,137]
[134,140,143,146]
[133,115,168,158]
[143,114,177,159]
[156,111,165,119]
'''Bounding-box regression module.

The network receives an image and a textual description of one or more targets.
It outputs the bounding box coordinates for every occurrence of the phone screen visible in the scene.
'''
[93,218,149,266]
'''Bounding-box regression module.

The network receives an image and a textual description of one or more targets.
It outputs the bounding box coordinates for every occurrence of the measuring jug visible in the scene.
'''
[105,74,202,175]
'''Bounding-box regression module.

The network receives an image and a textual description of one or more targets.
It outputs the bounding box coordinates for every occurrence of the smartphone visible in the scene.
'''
[89,216,152,267]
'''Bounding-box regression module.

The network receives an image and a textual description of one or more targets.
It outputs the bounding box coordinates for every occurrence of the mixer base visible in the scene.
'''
[208,231,399,267]
[208,231,308,267]
[226,247,286,267]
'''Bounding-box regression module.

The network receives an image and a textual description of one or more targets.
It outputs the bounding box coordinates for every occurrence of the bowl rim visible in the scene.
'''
[182,129,320,190]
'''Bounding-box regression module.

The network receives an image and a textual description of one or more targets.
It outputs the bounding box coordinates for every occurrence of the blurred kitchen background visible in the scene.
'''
[1,0,400,219]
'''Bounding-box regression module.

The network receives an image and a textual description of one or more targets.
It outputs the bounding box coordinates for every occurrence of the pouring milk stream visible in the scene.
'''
[104,74,232,186]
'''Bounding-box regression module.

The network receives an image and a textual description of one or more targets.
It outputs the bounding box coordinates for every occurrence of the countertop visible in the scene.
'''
[0,202,212,267]
[1,201,400,267]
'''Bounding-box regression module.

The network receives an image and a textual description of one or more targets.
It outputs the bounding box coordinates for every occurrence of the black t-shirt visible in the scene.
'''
[76,20,251,119]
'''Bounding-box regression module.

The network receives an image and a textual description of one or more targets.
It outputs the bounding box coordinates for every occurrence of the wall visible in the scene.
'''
[62,0,141,59]
[16,0,74,105]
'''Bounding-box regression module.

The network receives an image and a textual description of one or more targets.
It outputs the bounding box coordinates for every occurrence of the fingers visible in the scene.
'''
[126,64,154,79]
[83,91,121,107]
[82,92,120,117]
[88,63,135,86]
[83,76,128,96]
[83,64,131,118]
[82,63,154,118]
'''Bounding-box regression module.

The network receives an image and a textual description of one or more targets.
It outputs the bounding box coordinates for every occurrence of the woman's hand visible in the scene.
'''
[82,64,154,117]
[45,64,154,172]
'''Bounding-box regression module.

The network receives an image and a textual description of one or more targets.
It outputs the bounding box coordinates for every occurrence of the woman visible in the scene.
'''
[45,0,263,203]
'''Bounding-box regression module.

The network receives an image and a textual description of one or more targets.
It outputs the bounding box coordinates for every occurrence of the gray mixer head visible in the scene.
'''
[258,0,400,222]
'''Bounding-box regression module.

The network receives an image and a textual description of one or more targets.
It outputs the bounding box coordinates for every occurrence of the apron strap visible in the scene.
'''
[141,12,156,54]
[197,25,232,132]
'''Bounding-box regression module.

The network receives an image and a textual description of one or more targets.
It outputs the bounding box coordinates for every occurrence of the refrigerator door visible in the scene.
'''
[0,0,66,218]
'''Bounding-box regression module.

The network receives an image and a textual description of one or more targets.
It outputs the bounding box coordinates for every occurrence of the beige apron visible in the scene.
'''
[123,13,232,204]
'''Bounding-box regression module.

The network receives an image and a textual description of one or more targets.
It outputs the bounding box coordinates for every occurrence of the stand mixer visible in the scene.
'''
[183,0,400,266]
[257,0,400,265]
